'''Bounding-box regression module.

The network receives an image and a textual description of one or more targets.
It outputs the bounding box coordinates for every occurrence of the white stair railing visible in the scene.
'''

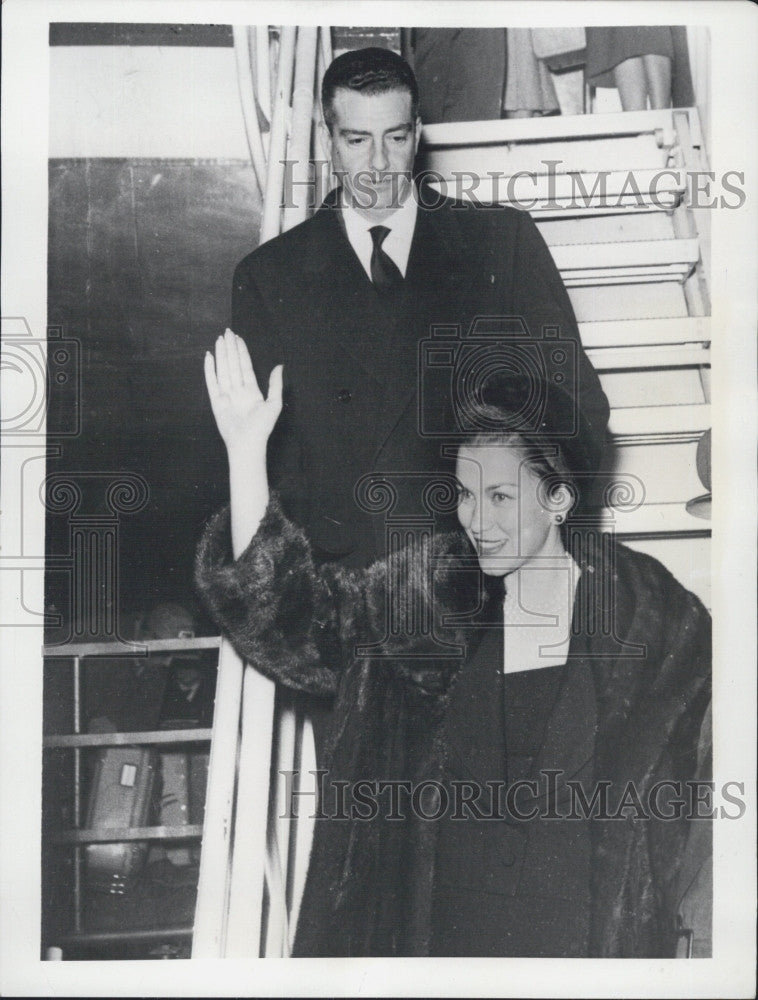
[192,24,326,959]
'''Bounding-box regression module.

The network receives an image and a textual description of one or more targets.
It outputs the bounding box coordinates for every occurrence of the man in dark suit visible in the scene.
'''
[232,46,609,569]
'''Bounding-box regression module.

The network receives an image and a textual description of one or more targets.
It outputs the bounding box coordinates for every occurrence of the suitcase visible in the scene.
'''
[157,751,192,866]
[188,751,210,863]
[188,751,209,826]
[84,747,159,894]
[147,750,209,867]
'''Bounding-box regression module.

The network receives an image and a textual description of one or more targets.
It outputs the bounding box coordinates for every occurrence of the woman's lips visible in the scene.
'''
[475,539,508,555]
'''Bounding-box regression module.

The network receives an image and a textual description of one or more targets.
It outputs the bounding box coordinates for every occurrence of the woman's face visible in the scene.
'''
[456,443,561,576]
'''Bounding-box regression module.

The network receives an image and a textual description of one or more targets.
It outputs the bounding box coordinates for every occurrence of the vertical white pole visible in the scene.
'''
[316,27,337,204]
[255,25,272,148]
[283,27,318,232]
[225,664,277,957]
[260,25,297,244]
[191,639,244,957]
[232,25,267,194]
[287,715,317,953]
[264,700,297,955]
[686,26,710,156]
[319,25,333,73]
[197,22,327,961]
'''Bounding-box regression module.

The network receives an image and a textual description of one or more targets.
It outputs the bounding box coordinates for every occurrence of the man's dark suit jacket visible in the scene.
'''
[232,186,609,568]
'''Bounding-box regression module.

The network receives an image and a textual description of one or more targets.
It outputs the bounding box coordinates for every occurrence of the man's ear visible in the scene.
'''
[413,116,423,155]
[318,118,332,162]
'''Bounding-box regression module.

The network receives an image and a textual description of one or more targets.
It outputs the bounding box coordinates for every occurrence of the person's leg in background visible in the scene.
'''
[529,28,586,116]
[643,54,672,108]
[504,28,558,119]
[612,53,672,110]
[551,69,585,116]
[612,56,648,110]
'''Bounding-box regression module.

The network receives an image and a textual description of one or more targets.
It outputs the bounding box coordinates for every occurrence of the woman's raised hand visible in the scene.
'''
[204,330,283,456]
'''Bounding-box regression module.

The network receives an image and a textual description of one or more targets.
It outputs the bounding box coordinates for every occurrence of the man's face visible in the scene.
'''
[324,87,421,216]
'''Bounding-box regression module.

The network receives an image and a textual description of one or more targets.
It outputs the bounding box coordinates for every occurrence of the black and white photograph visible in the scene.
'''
[1,1,756,996]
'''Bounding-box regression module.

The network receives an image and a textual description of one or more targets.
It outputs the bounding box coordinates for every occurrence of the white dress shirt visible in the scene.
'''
[502,547,580,673]
[341,189,418,281]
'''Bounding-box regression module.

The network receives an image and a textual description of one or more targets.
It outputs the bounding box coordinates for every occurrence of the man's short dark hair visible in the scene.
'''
[321,46,419,132]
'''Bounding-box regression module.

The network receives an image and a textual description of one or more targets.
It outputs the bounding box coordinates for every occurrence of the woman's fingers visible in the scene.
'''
[204,350,219,402]
[208,329,276,409]
[222,329,243,391]
[204,351,228,434]
[215,329,262,400]
[236,334,257,387]
[215,333,231,394]
[205,334,283,446]
[231,332,263,401]
[224,328,246,392]
[267,364,284,412]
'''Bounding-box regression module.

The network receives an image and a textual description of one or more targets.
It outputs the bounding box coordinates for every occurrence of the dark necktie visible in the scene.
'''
[369,225,404,293]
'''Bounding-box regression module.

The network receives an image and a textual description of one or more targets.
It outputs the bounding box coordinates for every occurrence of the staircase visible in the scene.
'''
[422,107,711,607]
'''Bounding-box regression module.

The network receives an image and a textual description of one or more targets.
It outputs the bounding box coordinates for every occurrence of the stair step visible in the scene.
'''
[578,316,709,348]
[599,501,711,537]
[431,170,685,214]
[590,343,709,370]
[421,108,694,146]
[609,402,709,441]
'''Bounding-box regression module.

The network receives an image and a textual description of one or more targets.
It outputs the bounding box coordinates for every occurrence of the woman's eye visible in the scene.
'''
[391,134,408,144]
[492,492,513,504]
[456,487,473,502]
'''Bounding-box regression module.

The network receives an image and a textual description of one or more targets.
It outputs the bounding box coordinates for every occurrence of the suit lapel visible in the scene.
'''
[371,197,474,467]
[303,189,484,469]
[301,194,409,388]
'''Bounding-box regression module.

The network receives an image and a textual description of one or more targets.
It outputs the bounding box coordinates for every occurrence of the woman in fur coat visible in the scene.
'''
[196,330,711,958]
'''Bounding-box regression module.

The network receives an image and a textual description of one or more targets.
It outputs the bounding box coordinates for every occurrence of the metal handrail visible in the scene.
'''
[58,927,193,947]
[52,825,204,845]
[44,729,213,748]
[43,636,221,658]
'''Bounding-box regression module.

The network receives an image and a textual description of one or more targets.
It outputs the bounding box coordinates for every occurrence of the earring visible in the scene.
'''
[554,512,565,524]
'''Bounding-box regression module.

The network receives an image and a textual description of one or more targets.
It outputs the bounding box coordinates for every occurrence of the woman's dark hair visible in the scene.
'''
[321,47,419,132]
[457,405,581,529]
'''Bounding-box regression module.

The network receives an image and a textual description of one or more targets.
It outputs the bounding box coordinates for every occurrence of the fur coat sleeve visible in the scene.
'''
[194,494,468,699]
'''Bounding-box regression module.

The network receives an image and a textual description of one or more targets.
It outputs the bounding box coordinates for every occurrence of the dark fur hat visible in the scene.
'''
[455,368,608,477]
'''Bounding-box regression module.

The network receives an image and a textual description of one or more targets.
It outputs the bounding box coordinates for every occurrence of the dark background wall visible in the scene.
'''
[46,158,262,635]
[45,26,397,638]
